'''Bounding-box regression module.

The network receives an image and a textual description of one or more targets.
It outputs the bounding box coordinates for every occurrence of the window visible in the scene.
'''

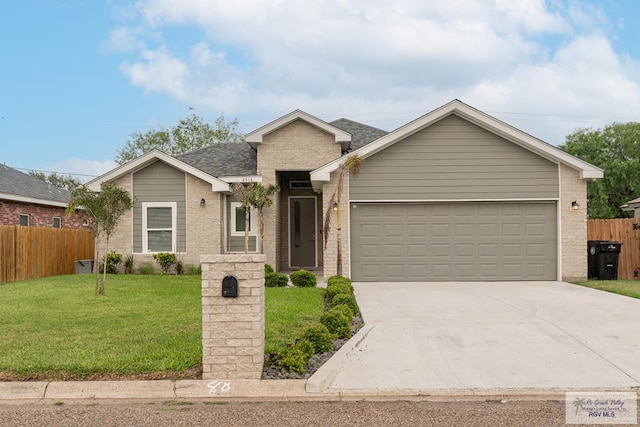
[289,180,312,189]
[19,214,29,227]
[53,217,61,228]
[142,202,177,253]
[230,202,257,236]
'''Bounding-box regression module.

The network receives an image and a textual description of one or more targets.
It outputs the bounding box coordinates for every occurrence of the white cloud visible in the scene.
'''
[108,0,640,144]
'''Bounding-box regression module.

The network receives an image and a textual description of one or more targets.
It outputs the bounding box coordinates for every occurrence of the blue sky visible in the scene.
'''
[1,0,639,181]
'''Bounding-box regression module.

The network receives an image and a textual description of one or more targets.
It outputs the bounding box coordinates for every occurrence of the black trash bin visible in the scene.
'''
[587,240,622,280]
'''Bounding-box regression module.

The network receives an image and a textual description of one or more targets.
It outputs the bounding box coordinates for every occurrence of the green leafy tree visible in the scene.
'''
[29,171,82,192]
[232,182,280,253]
[323,155,363,276]
[560,122,640,218]
[66,184,133,295]
[116,113,244,164]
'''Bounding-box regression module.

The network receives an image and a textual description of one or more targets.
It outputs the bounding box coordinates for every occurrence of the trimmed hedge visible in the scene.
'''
[331,293,359,316]
[290,269,317,287]
[320,307,352,339]
[278,338,315,373]
[265,272,288,287]
[302,323,334,353]
[264,264,275,275]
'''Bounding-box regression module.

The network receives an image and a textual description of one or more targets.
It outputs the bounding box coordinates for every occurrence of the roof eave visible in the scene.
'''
[86,149,231,193]
[311,99,604,182]
[0,193,68,208]
[245,109,351,149]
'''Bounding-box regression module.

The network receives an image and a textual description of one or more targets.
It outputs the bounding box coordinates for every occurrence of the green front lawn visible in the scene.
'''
[573,280,640,299]
[0,274,325,380]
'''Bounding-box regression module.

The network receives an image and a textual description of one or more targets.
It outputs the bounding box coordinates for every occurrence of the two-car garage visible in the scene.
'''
[350,201,557,281]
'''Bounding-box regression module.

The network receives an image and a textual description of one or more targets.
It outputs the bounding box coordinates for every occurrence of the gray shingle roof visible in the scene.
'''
[175,118,387,177]
[0,164,71,204]
[176,143,257,176]
[330,118,388,151]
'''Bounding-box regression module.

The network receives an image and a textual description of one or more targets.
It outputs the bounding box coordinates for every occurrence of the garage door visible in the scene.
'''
[350,202,557,281]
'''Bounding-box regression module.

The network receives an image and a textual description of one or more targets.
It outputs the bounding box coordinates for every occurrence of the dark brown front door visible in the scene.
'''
[289,197,316,268]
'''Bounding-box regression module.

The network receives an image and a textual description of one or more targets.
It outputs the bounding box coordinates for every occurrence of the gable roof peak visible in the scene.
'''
[245,109,352,150]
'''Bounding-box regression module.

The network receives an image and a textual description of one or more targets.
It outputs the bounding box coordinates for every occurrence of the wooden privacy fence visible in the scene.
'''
[587,218,640,280]
[0,225,94,284]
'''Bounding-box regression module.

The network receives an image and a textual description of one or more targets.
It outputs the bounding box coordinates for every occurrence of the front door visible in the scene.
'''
[289,197,317,268]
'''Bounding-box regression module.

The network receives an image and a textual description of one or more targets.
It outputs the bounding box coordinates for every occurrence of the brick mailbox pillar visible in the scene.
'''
[200,254,265,380]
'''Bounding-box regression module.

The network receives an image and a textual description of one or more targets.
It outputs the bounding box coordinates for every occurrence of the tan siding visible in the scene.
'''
[351,114,559,200]
[132,161,186,253]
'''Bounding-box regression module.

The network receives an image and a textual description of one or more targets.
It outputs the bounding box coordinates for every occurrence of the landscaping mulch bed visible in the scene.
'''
[262,314,364,380]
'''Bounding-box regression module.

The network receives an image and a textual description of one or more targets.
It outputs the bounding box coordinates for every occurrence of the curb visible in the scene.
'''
[306,324,375,393]
[0,380,637,402]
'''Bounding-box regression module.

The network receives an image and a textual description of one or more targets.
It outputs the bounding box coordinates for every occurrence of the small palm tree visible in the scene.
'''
[66,184,132,295]
[323,155,363,276]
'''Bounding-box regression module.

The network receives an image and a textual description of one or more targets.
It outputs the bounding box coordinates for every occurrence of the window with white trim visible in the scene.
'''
[19,214,29,227]
[53,217,61,228]
[142,202,177,253]
[230,202,258,236]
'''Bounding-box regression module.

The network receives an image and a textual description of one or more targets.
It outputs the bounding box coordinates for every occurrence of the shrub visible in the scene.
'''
[331,293,359,316]
[186,264,202,275]
[123,255,134,274]
[102,251,122,274]
[152,252,177,274]
[290,269,317,287]
[320,308,352,339]
[327,275,351,286]
[175,260,184,275]
[302,323,334,353]
[264,264,274,275]
[326,282,353,300]
[278,338,315,373]
[265,272,288,287]
[137,262,155,275]
[330,303,355,321]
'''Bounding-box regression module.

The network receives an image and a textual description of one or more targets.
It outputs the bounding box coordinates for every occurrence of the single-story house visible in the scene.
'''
[621,197,640,217]
[87,100,603,281]
[0,164,85,228]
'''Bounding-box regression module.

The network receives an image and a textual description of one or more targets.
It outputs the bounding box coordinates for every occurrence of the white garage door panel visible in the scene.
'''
[350,202,557,281]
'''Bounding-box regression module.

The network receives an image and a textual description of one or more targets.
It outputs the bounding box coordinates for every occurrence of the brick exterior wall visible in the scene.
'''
[257,119,342,270]
[184,174,223,266]
[560,164,588,281]
[0,200,85,228]
[321,172,350,278]
[201,254,265,380]
[98,172,225,273]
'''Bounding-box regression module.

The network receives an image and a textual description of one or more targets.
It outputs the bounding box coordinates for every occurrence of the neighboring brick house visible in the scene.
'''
[0,164,85,229]
[87,100,603,281]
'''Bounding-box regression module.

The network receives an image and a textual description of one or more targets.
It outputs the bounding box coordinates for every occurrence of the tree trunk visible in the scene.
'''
[244,205,250,253]
[259,210,265,254]
[336,203,342,276]
[94,238,101,296]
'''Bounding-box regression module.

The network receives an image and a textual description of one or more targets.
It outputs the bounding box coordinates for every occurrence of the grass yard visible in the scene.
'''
[573,280,640,299]
[0,274,325,381]
[264,287,326,355]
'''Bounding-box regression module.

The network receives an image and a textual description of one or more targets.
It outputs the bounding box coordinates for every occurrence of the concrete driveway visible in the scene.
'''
[318,281,640,391]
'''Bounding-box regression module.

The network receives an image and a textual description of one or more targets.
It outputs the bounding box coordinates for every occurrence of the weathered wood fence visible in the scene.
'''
[0,225,94,284]
[587,218,640,280]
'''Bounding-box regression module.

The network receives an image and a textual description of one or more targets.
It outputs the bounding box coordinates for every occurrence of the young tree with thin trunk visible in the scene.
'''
[232,182,280,253]
[66,184,132,295]
[323,155,363,276]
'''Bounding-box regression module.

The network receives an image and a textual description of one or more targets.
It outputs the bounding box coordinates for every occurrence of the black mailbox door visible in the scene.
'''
[222,275,238,297]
